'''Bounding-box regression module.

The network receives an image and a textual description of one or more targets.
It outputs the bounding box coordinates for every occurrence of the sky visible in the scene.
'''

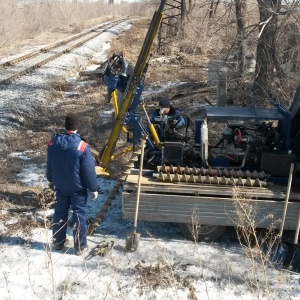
[0,18,300,300]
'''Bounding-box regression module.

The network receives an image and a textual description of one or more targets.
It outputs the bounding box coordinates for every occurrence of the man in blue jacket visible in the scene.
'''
[150,97,186,142]
[150,97,185,129]
[47,114,98,255]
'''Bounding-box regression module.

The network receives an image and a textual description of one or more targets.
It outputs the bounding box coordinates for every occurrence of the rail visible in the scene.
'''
[0,19,129,85]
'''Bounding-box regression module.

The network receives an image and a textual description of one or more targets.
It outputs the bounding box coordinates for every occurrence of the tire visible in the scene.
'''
[179,223,227,242]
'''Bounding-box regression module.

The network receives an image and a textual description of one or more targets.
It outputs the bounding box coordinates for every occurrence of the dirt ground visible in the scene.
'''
[0,17,214,236]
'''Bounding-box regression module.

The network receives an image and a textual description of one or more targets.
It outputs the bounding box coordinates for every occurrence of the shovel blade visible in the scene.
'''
[284,244,300,272]
[125,232,141,252]
[267,242,288,270]
[291,250,300,272]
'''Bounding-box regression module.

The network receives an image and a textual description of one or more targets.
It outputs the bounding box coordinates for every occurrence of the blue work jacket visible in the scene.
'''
[150,105,185,129]
[47,132,98,195]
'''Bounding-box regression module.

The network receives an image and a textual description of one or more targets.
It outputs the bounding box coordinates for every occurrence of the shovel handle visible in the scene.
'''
[294,208,300,245]
[279,163,294,237]
[133,138,146,230]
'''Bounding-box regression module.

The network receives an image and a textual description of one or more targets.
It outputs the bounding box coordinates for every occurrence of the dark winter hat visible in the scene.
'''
[65,114,80,131]
[159,97,170,108]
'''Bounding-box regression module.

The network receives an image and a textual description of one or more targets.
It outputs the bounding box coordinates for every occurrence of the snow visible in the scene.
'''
[1,155,300,300]
[0,20,132,138]
[1,20,300,300]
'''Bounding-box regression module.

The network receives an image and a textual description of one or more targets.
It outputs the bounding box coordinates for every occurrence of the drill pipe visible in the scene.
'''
[155,172,267,187]
[157,165,266,180]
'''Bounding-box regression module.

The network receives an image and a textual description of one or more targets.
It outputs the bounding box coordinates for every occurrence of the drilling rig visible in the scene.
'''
[93,0,300,242]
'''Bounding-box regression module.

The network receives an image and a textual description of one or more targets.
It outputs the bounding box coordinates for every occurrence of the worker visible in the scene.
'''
[104,53,129,103]
[150,97,185,129]
[46,114,98,255]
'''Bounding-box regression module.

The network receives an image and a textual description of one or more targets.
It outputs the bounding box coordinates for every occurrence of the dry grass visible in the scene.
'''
[0,65,129,233]
[0,2,299,299]
[0,0,298,230]
[180,192,296,300]
[0,0,152,58]
[135,259,175,290]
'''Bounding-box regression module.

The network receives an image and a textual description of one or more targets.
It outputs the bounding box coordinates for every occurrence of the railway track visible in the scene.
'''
[0,19,128,85]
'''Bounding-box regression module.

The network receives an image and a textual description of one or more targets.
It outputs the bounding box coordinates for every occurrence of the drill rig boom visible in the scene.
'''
[97,0,167,175]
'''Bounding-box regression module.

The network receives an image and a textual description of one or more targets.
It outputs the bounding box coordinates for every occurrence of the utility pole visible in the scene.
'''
[158,0,184,53]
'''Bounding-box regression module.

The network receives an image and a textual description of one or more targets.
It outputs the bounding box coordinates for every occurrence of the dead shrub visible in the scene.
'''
[135,260,176,290]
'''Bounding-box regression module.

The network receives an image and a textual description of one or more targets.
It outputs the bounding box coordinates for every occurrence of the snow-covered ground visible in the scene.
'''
[1,159,300,300]
[0,20,132,138]
[0,19,300,300]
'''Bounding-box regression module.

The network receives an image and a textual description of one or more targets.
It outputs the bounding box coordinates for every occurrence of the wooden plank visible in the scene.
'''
[124,174,300,201]
[125,181,262,193]
[134,190,287,201]
[139,185,277,196]
[124,203,300,216]
[123,196,300,214]
[122,192,300,230]
[123,194,292,206]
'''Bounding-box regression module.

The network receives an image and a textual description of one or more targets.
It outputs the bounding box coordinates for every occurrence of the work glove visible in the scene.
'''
[48,182,55,191]
[170,119,178,129]
[90,191,98,200]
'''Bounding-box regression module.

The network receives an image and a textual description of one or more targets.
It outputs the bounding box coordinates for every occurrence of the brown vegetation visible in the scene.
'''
[0,0,299,238]
[0,0,151,57]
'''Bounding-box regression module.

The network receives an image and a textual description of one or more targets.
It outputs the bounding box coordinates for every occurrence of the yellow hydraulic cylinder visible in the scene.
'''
[111,146,133,159]
[112,90,118,116]
[148,123,161,149]
[141,103,161,150]
[99,2,166,172]
[112,90,128,133]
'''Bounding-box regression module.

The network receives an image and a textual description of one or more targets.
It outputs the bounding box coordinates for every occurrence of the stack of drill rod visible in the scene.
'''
[155,165,268,187]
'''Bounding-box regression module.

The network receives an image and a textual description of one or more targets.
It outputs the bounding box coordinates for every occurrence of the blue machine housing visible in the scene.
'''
[101,53,300,179]
[204,105,291,150]
[194,86,300,178]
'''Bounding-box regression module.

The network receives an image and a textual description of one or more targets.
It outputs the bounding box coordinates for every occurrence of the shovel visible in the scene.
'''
[268,163,294,269]
[125,138,146,251]
[284,207,300,272]
[290,208,300,272]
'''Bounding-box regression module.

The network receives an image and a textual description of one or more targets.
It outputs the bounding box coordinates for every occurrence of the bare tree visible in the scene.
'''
[252,0,282,98]
[234,0,246,79]
[209,0,220,20]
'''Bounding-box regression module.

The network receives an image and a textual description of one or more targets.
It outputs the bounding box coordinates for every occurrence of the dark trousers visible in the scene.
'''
[52,189,88,249]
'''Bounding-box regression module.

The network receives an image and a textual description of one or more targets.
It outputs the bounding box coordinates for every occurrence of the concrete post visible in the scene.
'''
[217,67,227,106]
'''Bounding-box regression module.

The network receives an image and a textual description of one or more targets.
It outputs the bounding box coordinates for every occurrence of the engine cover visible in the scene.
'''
[162,142,184,166]
[261,151,295,176]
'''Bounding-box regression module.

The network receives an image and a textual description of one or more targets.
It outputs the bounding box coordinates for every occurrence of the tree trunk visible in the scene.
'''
[252,0,281,98]
[234,0,246,79]
[208,0,220,21]
[181,0,187,22]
